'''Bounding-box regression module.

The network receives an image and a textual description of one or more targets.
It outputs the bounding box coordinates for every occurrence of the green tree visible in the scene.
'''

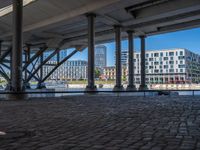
[95,68,101,78]
[122,75,127,81]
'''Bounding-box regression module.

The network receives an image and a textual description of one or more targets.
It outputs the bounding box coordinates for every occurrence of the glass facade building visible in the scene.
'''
[95,45,107,68]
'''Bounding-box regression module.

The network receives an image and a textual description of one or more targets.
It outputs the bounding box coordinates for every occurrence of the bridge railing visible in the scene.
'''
[0,89,199,98]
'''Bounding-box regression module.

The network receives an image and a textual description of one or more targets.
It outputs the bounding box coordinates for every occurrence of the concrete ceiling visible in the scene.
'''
[0,0,200,51]
[0,0,12,9]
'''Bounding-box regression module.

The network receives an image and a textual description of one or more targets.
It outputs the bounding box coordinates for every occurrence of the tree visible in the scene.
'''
[95,68,101,78]
[122,75,127,82]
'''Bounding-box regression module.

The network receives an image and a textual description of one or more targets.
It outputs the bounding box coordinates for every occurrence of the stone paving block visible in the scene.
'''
[0,96,200,149]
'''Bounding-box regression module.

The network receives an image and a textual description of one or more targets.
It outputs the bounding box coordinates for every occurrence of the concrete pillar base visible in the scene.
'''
[24,83,31,89]
[6,93,28,100]
[139,85,148,90]
[85,85,97,92]
[5,84,11,91]
[126,85,136,91]
[113,85,124,91]
[36,83,46,89]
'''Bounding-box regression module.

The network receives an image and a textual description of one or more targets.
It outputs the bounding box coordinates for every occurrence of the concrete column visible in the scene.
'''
[139,36,148,90]
[24,45,30,81]
[24,45,31,89]
[11,0,24,92]
[113,25,124,91]
[126,31,136,91]
[0,41,2,56]
[85,13,97,91]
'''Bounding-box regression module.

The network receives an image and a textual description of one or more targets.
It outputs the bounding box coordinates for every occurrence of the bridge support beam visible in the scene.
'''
[37,53,46,89]
[139,36,148,90]
[0,41,2,56]
[113,25,124,91]
[39,49,78,84]
[24,45,31,89]
[11,0,24,92]
[85,13,97,91]
[126,31,136,91]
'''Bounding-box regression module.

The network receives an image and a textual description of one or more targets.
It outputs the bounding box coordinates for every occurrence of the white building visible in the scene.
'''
[128,48,200,84]
[43,60,88,80]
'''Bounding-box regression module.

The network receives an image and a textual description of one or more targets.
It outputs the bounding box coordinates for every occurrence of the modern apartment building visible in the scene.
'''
[95,45,107,68]
[131,48,200,84]
[43,60,88,80]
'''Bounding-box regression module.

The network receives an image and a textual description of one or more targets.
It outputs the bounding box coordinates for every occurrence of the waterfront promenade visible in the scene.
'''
[0,96,200,150]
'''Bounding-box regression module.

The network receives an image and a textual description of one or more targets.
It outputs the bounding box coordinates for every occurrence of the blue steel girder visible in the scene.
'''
[25,39,77,83]
[39,49,79,84]
[22,46,48,71]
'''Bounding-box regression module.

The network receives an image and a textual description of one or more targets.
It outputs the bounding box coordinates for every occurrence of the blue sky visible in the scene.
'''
[69,27,200,66]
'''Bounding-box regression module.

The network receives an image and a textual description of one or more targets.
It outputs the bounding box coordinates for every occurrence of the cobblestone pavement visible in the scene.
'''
[1,96,200,150]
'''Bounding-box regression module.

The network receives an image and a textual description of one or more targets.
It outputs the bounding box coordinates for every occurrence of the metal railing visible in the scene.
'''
[0,89,199,97]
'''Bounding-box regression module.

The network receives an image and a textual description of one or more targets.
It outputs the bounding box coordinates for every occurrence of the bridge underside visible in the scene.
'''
[0,0,199,97]
[0,0,199,50]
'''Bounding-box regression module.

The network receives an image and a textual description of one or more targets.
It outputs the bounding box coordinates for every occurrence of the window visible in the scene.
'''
[154,62,159,65]
[164,57,168,60]
[149,66,153,69]
[179,65,185,68]
[180,51,183,56]
[169,52,174,56]
[164,65,168,69]
[149,58,153,61]
[154,53,159,57]
[178,56,185,60]
[160,52,163,57]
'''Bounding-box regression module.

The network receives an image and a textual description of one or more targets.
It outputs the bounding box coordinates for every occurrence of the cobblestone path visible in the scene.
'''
[0,96,200,150]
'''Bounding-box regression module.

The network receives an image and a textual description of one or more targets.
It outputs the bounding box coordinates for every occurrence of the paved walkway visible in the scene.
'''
[0,96,200,150]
